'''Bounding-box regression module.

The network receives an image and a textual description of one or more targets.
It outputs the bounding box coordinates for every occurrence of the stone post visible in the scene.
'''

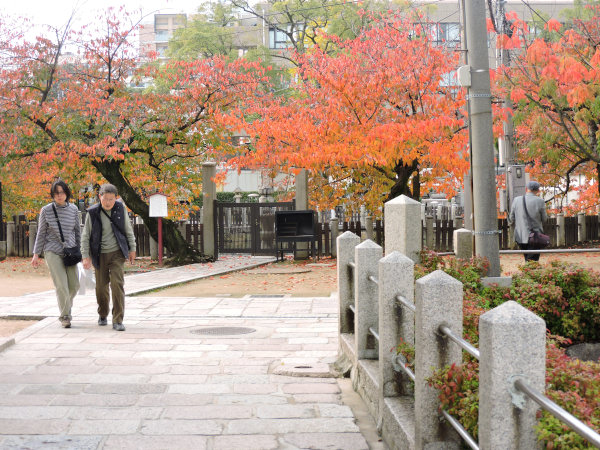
[330,218,339,258]
[384,195,422,263]
[202,162,217,259]
[354,240,383,360]
[6,221,14,257]
[149,237,158,260]
[578,212,586,242]
[365,216,374,241]
[415,270,463,449]
[453,228,473,259]
[425,215,434,249]
[556,213,565,246]
[453,216,463,230]
[29,221,37,256]
[295,169,309,258]
[234,193,242,203]
[337,231,361,335]
[378,251,414,401]
[479,301,546,449]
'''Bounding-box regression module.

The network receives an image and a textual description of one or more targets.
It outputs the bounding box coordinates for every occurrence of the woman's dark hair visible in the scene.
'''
[50,180,72,203]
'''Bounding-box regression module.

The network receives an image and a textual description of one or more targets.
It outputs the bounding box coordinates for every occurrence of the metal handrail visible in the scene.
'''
[348,304,356,314]
[348,261,356,269]
[438,325,480,360]
[513,378,600,448]
[392,354,415,382]
[440,409,479,450]
[396,294,416,312]
[435,248,600,257]
[368,326,379,342]
[368,275,378,284]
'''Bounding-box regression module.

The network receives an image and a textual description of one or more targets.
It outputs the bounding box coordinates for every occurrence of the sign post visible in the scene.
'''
[148,193,168,266]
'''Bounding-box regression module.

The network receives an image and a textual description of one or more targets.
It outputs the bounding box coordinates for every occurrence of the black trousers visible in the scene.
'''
[518,243,540,262]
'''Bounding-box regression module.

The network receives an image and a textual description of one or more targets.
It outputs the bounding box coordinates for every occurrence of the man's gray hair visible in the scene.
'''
[99,183,118,196]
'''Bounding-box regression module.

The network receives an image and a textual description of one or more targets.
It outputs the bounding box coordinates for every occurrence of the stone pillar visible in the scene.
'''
[556,213,565,246]
[294,168,308,210]
[29,221,37,256]
[337,231,361,335]
[294,169,309,258]
[453,228,473,259]
[6,221,14,257]
[202,162,217,259]
[149,237,158,260]
[578,212,586,242]
[453,216,463,230]
[425,215,434,249]
[384,195,422,263]
[354,240,383,360]
[479,301,546,449]
[365,216,373,241]
[379,251,414,401]
[330,218,339,258]
[415,270,463,449]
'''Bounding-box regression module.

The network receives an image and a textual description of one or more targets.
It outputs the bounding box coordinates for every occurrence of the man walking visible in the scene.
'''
[508,180,548,262]
[81,184,136,331]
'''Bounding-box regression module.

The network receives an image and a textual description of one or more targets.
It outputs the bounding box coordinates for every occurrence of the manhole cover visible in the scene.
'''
[191,327,256,336]
[250,294,285,298]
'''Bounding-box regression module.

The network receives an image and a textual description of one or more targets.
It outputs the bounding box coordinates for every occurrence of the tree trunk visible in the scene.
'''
[386,159,419,201]
[92,160,211,264]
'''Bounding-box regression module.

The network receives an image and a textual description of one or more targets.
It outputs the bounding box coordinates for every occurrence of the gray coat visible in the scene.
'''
[508,193,548,244]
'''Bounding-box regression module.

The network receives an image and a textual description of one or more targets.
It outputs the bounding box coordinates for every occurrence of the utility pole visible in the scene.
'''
[464,0,501,276]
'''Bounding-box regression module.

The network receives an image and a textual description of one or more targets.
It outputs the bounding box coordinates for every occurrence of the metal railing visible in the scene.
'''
[513,378,600,447]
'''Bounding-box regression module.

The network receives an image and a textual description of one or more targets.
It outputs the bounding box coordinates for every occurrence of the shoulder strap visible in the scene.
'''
[101,207,126,236]
[51,204,66,243]
[522,196,534,232]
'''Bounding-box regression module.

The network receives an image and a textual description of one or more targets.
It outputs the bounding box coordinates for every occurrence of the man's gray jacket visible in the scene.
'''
[508,193,548,244]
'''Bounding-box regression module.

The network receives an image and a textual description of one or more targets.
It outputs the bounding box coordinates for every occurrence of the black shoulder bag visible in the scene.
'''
[52,204,82,266]
[522,196,550,249]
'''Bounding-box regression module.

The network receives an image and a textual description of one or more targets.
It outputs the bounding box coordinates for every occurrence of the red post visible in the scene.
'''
[158,217,163,266]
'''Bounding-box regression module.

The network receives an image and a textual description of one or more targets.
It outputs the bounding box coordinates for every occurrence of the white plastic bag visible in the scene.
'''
[77,263,96,295]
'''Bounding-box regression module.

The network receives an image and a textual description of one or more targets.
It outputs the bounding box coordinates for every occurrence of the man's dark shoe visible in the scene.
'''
[112,323,125,331]
[98,317,107,326]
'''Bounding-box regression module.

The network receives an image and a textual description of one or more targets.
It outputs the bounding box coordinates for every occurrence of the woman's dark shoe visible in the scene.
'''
[59,316,71,328]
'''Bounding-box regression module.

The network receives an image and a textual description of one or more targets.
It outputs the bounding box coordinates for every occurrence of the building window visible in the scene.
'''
[412,22,461,46]
[269,24,304,49]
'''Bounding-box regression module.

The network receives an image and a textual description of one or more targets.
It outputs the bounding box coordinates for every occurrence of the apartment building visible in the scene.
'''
[139,13,187,60]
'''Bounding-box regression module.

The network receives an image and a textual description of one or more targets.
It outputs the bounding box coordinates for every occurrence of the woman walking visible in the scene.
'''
[31,180,81,328]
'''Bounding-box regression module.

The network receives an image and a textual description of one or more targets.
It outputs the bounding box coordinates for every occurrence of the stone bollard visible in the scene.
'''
[337,231,361,335]
[354,240,383,359]
[578,212,586,242]
[556,213,565,246]
[6,221,15,257]
[453,228,473,259]
[453,216,463,230]
[479,301,545,449]
[415,270,463,449]
[29,221,37,256]
[365,216,374,241]
[384,195,422,263]
[425,216,434,249]
[378,251,414,401]
[330,218,339,258]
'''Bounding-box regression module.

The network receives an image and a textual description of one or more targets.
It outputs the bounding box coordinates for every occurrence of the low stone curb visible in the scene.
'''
[0,316,54,353]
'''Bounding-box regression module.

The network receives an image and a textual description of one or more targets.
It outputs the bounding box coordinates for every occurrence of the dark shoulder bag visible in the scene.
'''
[522,196,550,249]
[52,204,82,266]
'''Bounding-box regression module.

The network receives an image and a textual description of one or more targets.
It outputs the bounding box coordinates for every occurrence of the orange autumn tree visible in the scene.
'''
[231,14,468,214]
[498,7,600,213]
[0,9,267,262]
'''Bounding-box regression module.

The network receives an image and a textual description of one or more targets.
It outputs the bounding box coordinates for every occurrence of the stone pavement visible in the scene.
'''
[0,255,382,449]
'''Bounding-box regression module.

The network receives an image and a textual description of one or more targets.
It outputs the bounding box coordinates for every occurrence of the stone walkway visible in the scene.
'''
[0,256,380,449]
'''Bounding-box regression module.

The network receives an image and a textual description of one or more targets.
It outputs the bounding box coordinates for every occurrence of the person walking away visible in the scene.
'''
[81,184,136,331]
[31,180,81,328]
[508,180,548,262]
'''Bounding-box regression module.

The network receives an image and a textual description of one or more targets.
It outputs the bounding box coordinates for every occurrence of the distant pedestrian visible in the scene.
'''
[81,184,136,331]
[509,180,548,262]
[31,180,81,328]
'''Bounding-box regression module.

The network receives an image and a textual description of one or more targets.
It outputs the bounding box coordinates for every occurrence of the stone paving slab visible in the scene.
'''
[0,257,383,449]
